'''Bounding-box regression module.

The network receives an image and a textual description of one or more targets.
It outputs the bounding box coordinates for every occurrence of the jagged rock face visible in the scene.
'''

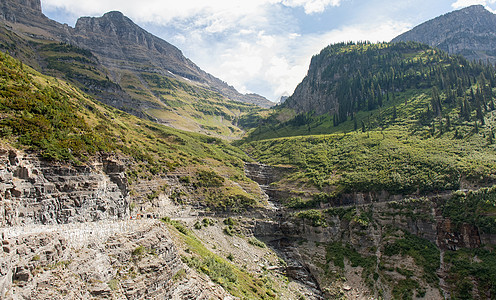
[282,52,342,115]
[392,5,496,63]
[73,11,205,83]
[0,148,129,226]
[0,221,226,299]
[0,0,69,40]
[0,0,42,23]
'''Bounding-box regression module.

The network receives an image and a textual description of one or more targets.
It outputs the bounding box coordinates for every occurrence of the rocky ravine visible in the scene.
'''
[3,147,495,299]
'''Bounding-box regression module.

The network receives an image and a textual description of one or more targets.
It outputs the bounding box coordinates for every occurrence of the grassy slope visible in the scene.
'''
[138,71,262,139]
[242,123,496,196]
[240,43,496,198]
[0,24,263,139]
[0,51,263,210]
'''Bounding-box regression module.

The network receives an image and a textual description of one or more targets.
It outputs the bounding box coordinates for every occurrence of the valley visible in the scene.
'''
[1,1,496,299]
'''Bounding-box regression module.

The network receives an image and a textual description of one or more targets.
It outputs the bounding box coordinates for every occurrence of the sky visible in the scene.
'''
[40,0,496,102]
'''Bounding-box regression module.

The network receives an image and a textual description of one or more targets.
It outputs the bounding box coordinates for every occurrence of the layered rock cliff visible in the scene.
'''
[392,5,496,63]
[0,148,129,227]
[0,219,234,299]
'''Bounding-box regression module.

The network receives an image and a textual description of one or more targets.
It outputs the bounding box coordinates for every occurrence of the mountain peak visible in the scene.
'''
[392,4,496,63]
[103,11,125,19]
[75,11,137,35]
[462,4,487,11]
[0,0,43,23]
[72,10,273,107]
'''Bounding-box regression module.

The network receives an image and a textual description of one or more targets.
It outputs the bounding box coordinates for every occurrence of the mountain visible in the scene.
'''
[2,2,496,299]
[245,41,496,140]
[392,5,496,63]
[243,41,496,195]
[2,39,496,299]
[70,11,273,108]
[0,0,272,138]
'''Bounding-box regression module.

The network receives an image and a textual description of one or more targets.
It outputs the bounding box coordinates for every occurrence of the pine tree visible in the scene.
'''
[431,86,441,116]
[461,96,471,121]
[377,83,383,107]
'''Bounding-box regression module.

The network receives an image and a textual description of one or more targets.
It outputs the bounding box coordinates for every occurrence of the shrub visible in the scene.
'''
[248,237,267,248]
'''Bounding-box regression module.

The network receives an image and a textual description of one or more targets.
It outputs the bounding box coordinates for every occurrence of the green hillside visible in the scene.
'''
[240,42,496,202]
[245,42,496,141]
[0,51,263,211]
[0,25,263,139]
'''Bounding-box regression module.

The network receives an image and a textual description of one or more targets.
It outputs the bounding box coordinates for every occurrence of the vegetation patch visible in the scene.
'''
[167,217,277,299]
[295,209,328,227]
[383,231,439,284]
[445,248,496,298]
[443,187,496,234]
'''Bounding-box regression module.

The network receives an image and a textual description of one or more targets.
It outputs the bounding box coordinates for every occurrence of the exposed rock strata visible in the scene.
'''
[0,220,231,299]
[0,148,129,226]
[246,163,496,299]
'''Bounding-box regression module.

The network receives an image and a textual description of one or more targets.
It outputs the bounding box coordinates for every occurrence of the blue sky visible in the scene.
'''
[41,0,496,102]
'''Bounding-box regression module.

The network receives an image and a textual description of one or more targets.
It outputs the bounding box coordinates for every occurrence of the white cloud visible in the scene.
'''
[452,0,496,12]
[42,0,335,27]
[282,0,342,13]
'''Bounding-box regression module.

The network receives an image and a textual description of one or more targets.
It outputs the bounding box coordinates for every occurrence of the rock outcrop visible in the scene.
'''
[0,220,231,299]
[0,148,129,226]
[392,5,496,63]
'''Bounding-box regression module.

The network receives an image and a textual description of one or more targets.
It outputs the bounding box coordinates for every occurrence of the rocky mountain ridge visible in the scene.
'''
[70,11,270,107]
[0,0,272,139]
[2,0,272,108]
[392,5,496,63]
